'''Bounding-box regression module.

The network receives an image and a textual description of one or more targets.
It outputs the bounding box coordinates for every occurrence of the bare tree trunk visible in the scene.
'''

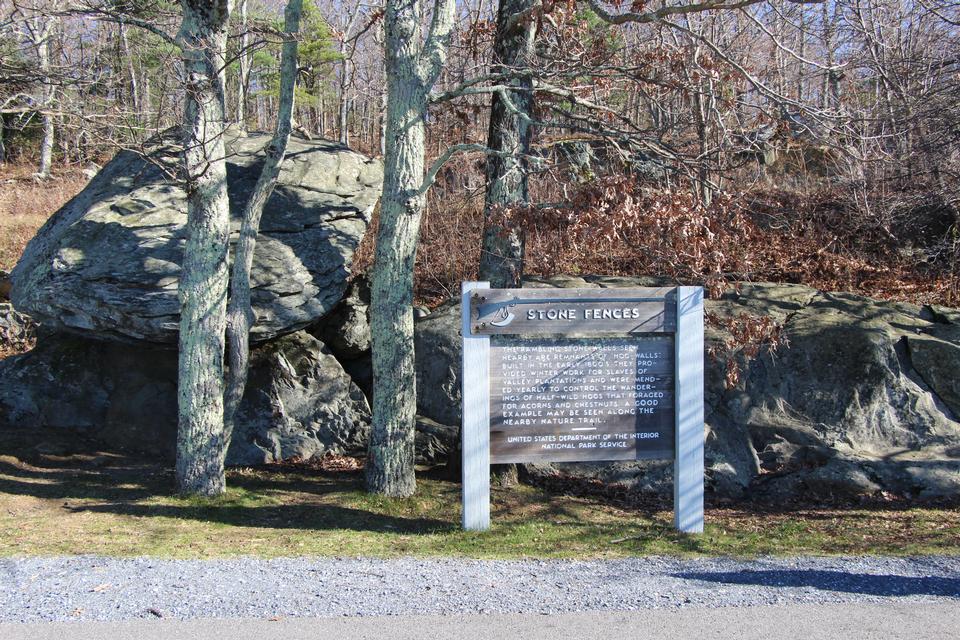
[339,57,352,145]
[257,92,267,130]
[144,74,153,119]
[478,0,538,486]
[237,0,250,131]
[176,0,233,497]
[477,0,537,290]
[337,60,350,146]
[120,21,141,115]
[374,21,388,155]
[36,20,55,178]
[336,5,362,146]
[379,83,387,155]
[367,3,425,498]
[318,89,326,136]
[367,0,455,496]
[224,0,303,428]
[38,113,54,178]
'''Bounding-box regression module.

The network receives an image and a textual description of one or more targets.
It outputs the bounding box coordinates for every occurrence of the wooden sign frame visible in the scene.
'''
[461,281,704,534]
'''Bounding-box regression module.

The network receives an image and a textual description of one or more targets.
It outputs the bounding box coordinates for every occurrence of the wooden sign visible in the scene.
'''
[470,288,676,335]
[461,283,704,535]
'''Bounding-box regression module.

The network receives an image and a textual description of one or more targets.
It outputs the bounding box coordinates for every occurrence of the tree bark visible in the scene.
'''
[120,21,142,116]
[478,0,537,289]
[477,0,537,486]
[224,0,303,430]
[367,0,426,498]
[338,60,351,146]
[236,0,250,130]
[337,3,361,146]
[35,19,55,179]
[367,0,455,496]
[176,0,233,497]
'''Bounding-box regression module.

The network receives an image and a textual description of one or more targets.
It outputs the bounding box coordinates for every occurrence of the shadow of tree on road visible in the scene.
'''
[674,569,960,597]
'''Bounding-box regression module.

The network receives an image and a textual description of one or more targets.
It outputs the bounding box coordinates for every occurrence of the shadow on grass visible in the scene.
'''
[63,501,451,535]
[485,480,708,553]
[0,435,453,536]
[0,465,453,535]
[674,569,960,597]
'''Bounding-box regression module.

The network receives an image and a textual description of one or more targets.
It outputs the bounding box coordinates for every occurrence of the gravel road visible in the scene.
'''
[1,555,958,623]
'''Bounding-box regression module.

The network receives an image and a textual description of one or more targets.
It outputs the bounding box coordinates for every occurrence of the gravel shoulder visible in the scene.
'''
[0,555,958,623]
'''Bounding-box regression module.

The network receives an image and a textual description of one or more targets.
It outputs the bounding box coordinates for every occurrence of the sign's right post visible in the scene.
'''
[674,286,705,533]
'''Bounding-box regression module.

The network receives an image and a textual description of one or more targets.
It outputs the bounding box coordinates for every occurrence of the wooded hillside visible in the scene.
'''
[1,0,957,306]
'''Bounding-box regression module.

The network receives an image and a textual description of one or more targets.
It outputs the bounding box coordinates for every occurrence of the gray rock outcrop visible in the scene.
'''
[414,300,463,427]
[0,270,11,300]
[11,131,383,344]
[312,276,373,394]
[410,275,960,502]
[415,416,457,467]
[0,303,33,349]
[0,331,370,465]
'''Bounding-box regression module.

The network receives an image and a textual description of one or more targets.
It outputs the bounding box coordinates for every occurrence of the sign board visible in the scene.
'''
[470,287,676,335]
[461,283,704,534]
[489,337,675,463]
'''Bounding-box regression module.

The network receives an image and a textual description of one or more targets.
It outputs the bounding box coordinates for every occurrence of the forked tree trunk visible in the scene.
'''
[478,0,537,290]
[176,0,233,496]
[367,0,455,496]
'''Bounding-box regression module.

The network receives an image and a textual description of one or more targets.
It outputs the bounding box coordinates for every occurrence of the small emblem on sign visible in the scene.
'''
[489,304,516,327]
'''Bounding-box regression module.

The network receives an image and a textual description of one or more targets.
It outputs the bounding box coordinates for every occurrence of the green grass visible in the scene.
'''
[1,433,959,559]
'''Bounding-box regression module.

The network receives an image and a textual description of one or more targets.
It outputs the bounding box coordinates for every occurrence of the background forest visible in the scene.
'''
[1,0,958,306]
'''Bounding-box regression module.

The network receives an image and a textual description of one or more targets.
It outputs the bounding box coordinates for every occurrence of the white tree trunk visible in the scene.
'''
[338,57,352,146]
[36,20,54,179]
[224,0,303,428]
[236,0,250,130]
[176,0,233,497]
[367,0,455,496]
[38,113,54,178]
[120,21,141,115]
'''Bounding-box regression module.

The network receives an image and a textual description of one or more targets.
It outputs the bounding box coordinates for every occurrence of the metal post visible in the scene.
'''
[462,281,491,531]
[674,286,704,533]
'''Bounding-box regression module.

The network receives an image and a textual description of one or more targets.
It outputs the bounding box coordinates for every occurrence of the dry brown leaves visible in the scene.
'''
[706,311,789,388]
[269,454,366,474]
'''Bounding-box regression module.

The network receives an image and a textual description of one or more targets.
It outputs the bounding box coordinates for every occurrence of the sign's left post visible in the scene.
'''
[461,281,491,531]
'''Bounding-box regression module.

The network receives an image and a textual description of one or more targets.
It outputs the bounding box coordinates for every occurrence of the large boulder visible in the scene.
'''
[716,285,960,501]
[414,300,463,426]
[311,276,373,395]
[0,331,370,465]
[10,131,383,344]
[411,275,960,502]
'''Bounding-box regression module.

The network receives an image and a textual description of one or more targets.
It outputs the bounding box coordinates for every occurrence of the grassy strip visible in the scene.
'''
[1,448,959,559]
